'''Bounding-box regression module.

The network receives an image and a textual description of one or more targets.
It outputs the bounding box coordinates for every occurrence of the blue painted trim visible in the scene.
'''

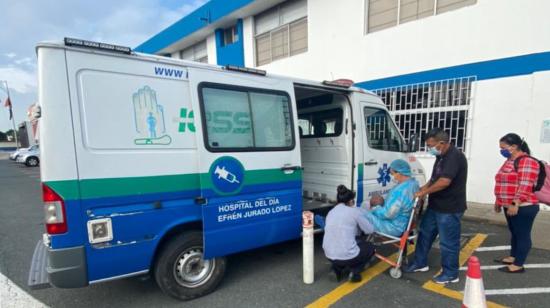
[135,0,255,53]
[215,19,245,66]
[355,52,550,90]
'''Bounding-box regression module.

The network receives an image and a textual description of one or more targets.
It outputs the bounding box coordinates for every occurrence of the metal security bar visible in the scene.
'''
[373,76,475,154]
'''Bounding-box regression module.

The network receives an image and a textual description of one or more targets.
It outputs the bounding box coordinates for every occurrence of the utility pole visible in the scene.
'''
[1,80,19,148]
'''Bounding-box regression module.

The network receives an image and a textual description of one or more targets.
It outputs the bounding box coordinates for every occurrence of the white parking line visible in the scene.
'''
[475,245,511,252]
[0,272,49,308]
[485,288,550,296]
[460,263,550,271]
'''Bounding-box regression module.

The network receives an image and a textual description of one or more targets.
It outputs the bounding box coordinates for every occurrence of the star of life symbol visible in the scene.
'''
[214,165,240,184]
[377,163,391,187]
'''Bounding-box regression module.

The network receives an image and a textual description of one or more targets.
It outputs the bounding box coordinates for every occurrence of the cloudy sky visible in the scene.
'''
[0,0,207,132]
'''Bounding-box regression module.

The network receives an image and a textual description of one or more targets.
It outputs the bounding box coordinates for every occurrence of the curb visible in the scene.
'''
[463,215,507,226]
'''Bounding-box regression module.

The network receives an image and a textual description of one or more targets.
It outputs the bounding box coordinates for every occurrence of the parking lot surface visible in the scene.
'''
[1,158,549,307]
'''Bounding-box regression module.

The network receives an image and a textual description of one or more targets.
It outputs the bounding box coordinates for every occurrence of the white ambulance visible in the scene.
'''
[28,38,425,300]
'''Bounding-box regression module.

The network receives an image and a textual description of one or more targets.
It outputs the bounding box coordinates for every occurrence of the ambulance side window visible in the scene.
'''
[364,107,405,152]
[200,84,294,151]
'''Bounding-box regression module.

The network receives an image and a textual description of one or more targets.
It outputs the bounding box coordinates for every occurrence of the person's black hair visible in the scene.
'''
[337,185,356,204]
[500,133,531,155]
[425,127,450,143]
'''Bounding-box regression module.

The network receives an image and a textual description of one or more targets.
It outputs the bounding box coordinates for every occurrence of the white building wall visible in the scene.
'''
[169,33,216,63]
[241,0,550,204]
[171,51,180,59]
[206,33,217,65]
[243,16,255,68]
[245,0,550,81]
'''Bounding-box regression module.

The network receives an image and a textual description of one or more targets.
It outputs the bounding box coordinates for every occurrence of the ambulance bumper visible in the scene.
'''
[28,240,88,289]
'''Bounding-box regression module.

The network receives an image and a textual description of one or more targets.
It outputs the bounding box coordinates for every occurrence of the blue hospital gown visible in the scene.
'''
[363,178,419,237]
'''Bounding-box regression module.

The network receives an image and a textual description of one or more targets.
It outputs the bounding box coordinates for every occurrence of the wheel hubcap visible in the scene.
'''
[173,247,214,288]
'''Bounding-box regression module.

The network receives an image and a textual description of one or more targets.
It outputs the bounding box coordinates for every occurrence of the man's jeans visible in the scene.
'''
[412,208,464,278]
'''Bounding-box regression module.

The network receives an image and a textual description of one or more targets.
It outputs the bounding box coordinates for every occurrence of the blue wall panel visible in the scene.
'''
[136,0,254,53]
[356,52,550,90]
[215,19,245,66]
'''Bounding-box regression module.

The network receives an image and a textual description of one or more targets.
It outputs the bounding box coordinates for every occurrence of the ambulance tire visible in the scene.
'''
[154,231,226,301]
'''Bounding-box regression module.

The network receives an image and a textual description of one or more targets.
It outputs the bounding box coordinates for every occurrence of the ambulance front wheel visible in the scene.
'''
[154,231,226,300]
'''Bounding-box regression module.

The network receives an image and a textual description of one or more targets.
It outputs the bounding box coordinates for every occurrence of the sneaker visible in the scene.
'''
[403,263,429,273]
[433,273,459,284]
[349,273,362,283]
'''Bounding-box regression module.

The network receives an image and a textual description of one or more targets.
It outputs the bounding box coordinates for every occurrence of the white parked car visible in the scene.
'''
[9,145,38,161]
[16,146,40,167]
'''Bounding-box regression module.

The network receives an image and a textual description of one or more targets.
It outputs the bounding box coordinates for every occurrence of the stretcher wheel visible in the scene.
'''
[389,267,402,279]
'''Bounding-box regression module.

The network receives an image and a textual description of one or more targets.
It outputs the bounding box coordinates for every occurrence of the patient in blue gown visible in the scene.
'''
[363,159,419,237]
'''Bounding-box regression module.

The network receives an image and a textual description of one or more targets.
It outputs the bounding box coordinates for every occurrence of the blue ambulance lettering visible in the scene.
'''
[154,67,185,78]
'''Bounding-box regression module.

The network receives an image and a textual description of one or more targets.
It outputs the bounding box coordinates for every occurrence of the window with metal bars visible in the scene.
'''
[373,77,474,152]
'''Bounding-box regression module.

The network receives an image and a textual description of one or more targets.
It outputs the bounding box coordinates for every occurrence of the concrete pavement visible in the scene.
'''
[465,202,550,250]
[2,157,550,307]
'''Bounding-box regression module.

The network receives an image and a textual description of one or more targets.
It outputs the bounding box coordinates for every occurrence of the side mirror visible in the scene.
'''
[408,133,420,152]
[31,105,41,119]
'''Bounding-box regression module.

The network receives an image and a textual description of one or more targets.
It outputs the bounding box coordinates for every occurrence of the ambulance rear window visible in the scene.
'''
[298,108,343,138]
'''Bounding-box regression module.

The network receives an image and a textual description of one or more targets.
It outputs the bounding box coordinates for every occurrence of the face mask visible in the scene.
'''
[428,146,441,156]
[500,148,511,158]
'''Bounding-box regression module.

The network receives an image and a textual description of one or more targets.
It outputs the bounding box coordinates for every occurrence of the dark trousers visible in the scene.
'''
[413,208,463,278]
[330,240,375,275]
[504,205,539,266]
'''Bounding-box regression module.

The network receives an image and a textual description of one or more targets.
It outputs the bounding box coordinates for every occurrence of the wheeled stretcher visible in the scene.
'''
[368,197,424,279]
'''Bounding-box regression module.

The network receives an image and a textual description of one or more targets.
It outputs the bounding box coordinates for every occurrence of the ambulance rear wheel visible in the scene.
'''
[154,231,226,300]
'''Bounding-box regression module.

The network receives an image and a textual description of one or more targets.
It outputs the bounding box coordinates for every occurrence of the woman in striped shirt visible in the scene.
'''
[494,133,540,273]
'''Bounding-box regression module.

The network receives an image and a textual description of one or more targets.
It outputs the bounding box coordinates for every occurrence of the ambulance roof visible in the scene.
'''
[36,40,377,97]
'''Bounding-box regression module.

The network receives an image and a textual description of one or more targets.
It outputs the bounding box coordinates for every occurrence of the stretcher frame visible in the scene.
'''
[368,197,423,279]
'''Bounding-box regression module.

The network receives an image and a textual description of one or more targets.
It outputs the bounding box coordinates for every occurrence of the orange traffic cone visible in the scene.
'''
[462,256,487,308]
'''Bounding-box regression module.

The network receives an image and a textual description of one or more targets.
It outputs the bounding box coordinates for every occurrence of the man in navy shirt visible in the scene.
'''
[404,128,468,284]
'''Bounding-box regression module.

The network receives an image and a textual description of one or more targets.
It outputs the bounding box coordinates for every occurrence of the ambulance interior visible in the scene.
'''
[294,85,354,211]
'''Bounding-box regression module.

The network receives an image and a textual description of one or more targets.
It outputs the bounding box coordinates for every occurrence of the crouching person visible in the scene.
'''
[322,185,375,283]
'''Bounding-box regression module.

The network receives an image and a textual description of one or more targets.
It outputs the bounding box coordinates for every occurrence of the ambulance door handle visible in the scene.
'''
[195,196,207,205]
[345,119,348,134]
[281,165,303,172]
[364,160,378,166]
